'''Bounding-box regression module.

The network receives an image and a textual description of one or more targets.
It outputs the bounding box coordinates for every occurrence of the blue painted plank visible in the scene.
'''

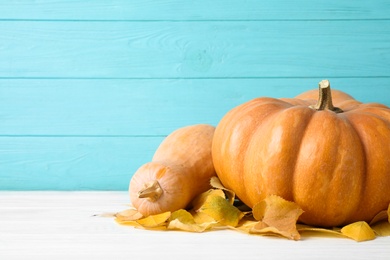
[0,21,389,78]
[0,136,163,190]
[1,78,389,136]
[0,0,389,20]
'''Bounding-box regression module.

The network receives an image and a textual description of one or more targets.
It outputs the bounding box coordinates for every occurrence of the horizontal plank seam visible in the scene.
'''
[1,19,390,22]
[1,76,390,80]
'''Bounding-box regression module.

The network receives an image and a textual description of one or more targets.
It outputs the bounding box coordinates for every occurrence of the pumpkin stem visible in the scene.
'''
[310,80,343,113]
[138,180,163,202]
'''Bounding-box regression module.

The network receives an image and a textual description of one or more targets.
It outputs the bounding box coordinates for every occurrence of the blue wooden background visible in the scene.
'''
[1,1,390,190]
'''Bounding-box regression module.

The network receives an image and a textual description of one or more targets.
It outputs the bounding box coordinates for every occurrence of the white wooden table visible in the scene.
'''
[1,191,389,260]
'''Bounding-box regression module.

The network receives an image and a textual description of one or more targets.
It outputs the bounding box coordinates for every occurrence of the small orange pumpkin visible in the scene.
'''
[212,80,390,227]
[129,124,216,216]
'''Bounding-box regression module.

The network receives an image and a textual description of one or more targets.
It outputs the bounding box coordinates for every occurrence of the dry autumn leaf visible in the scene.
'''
[372,221,390,237]
[197,192,244,227]
[135,211,171,228]
[167,209,214,232]
[341,221,376,242]
[210,176,235,204]
[115,208,144,222]
[296,224,344,238]
[192,189,226,211]
[234,219,258,233]
[168,209,195,224]
[115,211,171,229]
[251,195,303,240]
[251,221,301,240]
[114,177,390,242]
[369,210,388,225]
[192,210,217,225]
[115,217,141,227]
[369,204,390,225]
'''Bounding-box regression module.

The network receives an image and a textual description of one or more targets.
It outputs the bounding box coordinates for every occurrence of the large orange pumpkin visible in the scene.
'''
[212,80,390,227]
[295,87,355,104]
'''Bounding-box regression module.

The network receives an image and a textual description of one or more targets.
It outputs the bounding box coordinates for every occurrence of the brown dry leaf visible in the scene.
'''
[135,211,171,228]
[198,194,244,227]
[341,221,376,242]
[251,195,303,240]
[210,176,235,204]
[167,209,214,232]
[251,221,300,240]
[115,208,144,222]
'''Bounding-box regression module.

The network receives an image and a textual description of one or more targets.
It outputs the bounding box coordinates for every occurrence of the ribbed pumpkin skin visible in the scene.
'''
[212,95,390,227]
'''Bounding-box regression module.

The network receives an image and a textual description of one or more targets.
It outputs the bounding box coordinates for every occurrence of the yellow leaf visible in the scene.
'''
[115,208,143,222]
[370,210,388,225]
[192,211,217,225]
[341,221,376,242]
[297,224,344,238]
[250,221,301,240]
[169,209,196,224]
[210,176,235,204]
[113,188,390,242]
[115,218,141,227]
[136,211,171,228]
[371,221,390,237]
[199,195,244,227]
[369,203,390,225]
[234,219,258,233]
[251,221,301,240]
[168,219,213,232]
[192,189,225,211]
[167,209,214,232]
[251,195,304,240]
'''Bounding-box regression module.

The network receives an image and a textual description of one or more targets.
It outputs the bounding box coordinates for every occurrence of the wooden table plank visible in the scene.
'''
[1,21,389,78]
[1,192,389,260]
[1,0,389,21]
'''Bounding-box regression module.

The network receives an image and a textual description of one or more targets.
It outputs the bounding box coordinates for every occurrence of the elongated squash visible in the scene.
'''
[129,124,216,216]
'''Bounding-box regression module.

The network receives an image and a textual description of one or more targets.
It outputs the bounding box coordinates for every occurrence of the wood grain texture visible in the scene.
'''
[1,192,390,259]
[0,1,389,190]
[1,21,389,78]
[0,137,164,190]
[1,78,389,136]
[1,1,389,20]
